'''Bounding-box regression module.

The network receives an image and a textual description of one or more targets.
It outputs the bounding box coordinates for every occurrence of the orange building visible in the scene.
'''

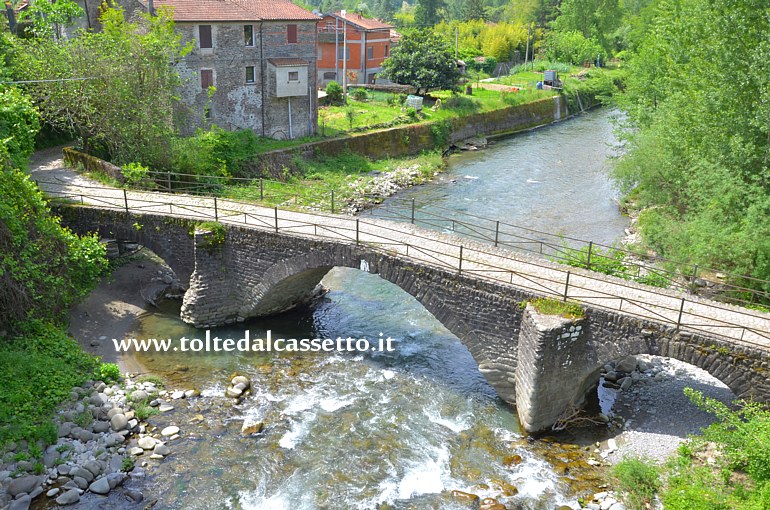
[316,11,395,86]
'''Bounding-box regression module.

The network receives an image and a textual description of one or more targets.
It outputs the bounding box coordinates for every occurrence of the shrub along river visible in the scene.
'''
[128,108,628,509]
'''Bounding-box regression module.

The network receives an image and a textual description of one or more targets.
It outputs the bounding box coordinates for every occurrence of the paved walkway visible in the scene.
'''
[30,147,770,349]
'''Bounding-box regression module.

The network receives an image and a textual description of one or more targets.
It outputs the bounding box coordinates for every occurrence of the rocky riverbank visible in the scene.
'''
[0,374,197,509]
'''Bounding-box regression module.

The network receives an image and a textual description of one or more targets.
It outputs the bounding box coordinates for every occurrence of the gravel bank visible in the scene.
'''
[605,354,734,464]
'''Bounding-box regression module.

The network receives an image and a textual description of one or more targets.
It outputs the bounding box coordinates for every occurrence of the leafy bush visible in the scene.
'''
[544,31,606,66]
[350,88,368,101]
[0,88,40,170]
[132,401,158,420]
[122,162,151,187]
[326,81,343,105]
[405,107,418,120]
[171,126,270,178]
[97,363,121,384]
[0,166,107,328]
[0,321,99,446]
[613,457,661,510]
[443,95,481,112]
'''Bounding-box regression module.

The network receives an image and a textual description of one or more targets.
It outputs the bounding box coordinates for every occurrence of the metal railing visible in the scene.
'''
[103,169,770,310]
[38,179,770,351]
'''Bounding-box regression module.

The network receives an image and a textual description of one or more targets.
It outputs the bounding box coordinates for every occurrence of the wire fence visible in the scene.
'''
[39,179,770,351]
[107,169,770,310]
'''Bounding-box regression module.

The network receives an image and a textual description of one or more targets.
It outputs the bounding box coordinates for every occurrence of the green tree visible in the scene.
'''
[13,6,190,169]
[551,0,622,52]
[381,29,461,94]
[0,87,39,169]
[614,0,770,295]
[414,0,445,26]
[17,0,83,40]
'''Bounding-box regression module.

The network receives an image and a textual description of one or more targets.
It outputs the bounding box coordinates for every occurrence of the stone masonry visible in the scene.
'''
[58,206,770,433]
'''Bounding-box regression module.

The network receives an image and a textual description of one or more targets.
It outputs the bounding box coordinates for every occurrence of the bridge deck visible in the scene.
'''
[31,154,770,352]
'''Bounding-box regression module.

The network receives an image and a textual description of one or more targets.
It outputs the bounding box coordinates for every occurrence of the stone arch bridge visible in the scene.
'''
[54,199,770,433]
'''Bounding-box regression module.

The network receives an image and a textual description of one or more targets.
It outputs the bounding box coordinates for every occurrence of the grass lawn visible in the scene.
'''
[319,86,557,136]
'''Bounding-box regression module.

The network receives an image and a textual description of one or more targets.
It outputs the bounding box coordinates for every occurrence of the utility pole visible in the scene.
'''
[455,26,458,59]
[524,23,530,69]
[342,10,348,104]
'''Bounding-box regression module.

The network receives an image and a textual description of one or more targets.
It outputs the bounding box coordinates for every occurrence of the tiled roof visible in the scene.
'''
[232,0,320,20]
[149,0,320,22]
[328,12,392,31]
[269,58,309,66]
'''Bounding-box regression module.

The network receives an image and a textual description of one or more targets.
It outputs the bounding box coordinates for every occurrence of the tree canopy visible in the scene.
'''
[613,0,770,292]
[381,30,460,95]
[11,6,190,169]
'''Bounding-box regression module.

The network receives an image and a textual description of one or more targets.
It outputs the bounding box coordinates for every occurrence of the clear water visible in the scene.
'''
[131,109,623,509]
[372,108,628,248]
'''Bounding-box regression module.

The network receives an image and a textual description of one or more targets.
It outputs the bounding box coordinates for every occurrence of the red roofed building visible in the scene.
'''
[143,0,320,139]
[317,11,395,86]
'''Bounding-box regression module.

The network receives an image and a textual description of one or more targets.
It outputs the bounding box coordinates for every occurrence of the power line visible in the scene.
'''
[0,77,98,84]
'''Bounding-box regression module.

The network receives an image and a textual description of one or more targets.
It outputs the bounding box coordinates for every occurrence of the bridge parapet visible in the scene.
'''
[56,205,770,433]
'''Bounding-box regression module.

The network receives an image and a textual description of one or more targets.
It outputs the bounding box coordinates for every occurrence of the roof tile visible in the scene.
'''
[150,0,320,22]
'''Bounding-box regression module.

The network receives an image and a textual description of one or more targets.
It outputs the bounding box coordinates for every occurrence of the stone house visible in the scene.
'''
[316,11,395,87]
[148,0,321,139]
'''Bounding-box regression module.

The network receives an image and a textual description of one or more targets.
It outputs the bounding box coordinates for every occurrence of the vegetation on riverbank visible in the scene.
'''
[612,389,770,510]
[610,0,770,301]
[0,87,109,447]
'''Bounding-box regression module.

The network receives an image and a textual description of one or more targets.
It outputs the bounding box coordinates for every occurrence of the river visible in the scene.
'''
[130,109,627,510]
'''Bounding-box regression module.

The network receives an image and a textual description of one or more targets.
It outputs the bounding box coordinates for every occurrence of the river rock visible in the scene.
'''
[73,476,88,489]
[138,436,157,450]
[158,404,174,413]
[71,466,94,483]
[47,488,60,497]
[153,443,171,456]
[89,477,111,495]
[231,375,250,387]
[161,426,180,437]
[58,422,74,437]
[84,460,103,478]
[126,489,144,502]
[225,386,242,398]
[93,421,110,433]
[129,447,144,456]
[56,489,81,505]
[130,390,149,402]
[9,495,31,510]
[608,504,626,510]
[451,490,479,503]
[8,474,43,497]
[78,430,94,442]
[171,390,185,399]
[620,377,633,390]
[616,356,638,373]
[184,389,199,398]
[110,414,128,431]
[241,419,264,436]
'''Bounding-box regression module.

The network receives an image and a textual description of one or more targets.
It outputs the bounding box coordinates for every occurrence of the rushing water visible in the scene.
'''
[130,109,625,510]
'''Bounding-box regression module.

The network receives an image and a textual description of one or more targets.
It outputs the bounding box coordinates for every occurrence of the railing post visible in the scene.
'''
[167,171,172,192]
[123,189,129,213]
[564,270,571,301]
[356,219,360,245]
[458,246,463,275]
[260,178,264,200]
[494,220,500,247]
[677,297,685,329]
[274,207,278,233]
[214,197,218,221]
[586,241,593,270]
[690,264,699,294]
[411,198,415,224]
[331,190,335,214]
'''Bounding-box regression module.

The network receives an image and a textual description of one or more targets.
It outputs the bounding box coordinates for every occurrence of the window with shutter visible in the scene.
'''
[199,25,212,49]
[287,24,297,43]
[200,69,214,89]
